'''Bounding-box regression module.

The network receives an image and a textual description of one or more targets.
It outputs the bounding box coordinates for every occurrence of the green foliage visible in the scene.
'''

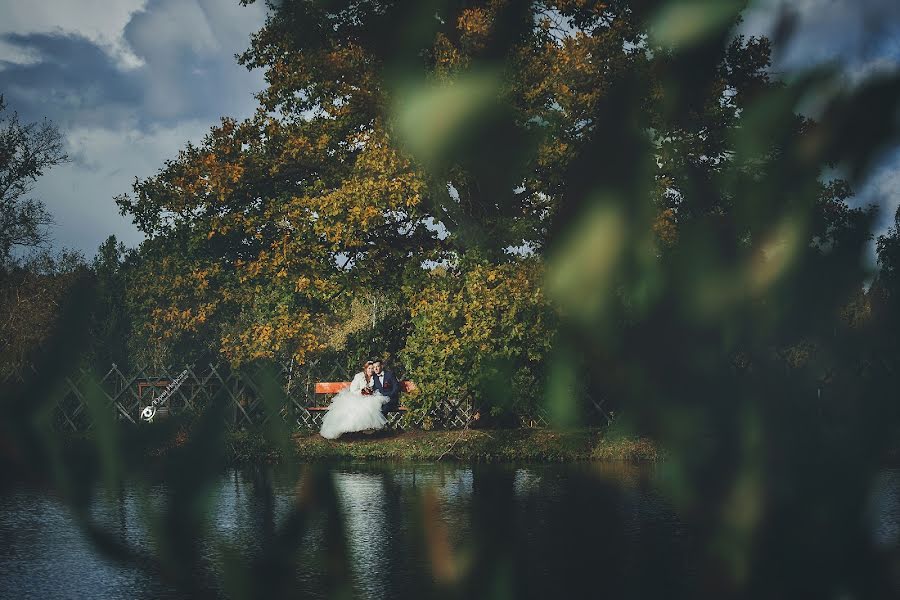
[288,428,641,462]
[86,236,133,368]
[0,250,87,380]
[0,95,68,263]
[317,289,412,374]
[876,205,900,306]
[118,228,226,368]
[402,256,556,423]
[0,96,79,379]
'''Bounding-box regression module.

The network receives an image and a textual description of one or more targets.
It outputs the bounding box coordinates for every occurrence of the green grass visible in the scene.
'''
[590,436,664,462]
[227,427,662,463]
[59,423,664,465]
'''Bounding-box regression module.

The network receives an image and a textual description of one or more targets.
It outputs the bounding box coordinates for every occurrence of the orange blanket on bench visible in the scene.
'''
[314,381,417,395]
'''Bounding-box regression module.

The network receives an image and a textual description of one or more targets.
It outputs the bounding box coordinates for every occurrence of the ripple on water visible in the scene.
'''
[0,464,897,599]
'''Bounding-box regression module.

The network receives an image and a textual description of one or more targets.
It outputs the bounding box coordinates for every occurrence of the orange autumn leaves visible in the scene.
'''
[122,0,690,369]
[126,114,429,367]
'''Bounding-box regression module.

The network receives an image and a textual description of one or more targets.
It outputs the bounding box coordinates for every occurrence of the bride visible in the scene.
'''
[320,360,389,439]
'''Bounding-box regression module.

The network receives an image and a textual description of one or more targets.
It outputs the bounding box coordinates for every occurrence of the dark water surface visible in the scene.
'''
[0,463,897,599]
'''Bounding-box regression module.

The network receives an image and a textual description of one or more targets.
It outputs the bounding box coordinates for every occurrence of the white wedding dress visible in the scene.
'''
[319,372,389,439]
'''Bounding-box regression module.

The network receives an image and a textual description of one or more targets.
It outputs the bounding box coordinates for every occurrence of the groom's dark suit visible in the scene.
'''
[372,369,401,413]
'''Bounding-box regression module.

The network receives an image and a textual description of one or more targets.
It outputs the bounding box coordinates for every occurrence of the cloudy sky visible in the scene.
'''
[0,0,898,259]
[0,0,267,255]
[741,0,900,252]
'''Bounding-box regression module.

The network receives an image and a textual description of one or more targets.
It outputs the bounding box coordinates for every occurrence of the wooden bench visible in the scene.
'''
[301,380,417,428]
[311,380,417,408]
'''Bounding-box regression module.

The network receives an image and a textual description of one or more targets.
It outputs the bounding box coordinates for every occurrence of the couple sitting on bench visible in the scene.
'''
[319,359,402,440]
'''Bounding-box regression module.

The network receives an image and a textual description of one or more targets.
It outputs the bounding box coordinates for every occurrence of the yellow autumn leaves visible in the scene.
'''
[403,259,555,417]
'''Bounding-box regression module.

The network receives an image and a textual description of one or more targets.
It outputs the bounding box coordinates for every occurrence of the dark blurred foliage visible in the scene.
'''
[87,236,134,368]
[239,0,900,596]
[0,94,80,379]
[340,304,412,373]
[0,249,87,380]
[0,94,68,263]
[2,0,900,598]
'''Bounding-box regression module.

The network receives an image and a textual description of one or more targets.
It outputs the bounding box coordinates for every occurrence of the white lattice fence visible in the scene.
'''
[50,361,478,432]
[49,361,614,432]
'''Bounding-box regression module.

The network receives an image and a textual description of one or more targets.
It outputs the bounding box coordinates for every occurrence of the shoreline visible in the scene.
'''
[230,427,664,464]
[52,426,900,468]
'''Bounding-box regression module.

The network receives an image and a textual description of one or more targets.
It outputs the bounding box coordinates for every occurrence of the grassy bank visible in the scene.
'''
[228,428,663,464]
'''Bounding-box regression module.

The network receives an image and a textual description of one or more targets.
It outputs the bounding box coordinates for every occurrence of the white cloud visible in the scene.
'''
[0,0,147,68]
[741,0,900,256]
[741,0,900,71]
[123,0,267,121]
[0,1,268,256]
[858,151,900,231]
[126,1,220,61]
[33,120,213,254]
[0,38,42,68]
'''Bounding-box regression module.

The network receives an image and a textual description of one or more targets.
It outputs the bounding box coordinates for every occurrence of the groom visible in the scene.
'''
[372,359,401,413]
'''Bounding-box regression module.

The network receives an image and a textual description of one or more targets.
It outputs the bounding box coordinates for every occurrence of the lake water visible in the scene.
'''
[1,463,897,599]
